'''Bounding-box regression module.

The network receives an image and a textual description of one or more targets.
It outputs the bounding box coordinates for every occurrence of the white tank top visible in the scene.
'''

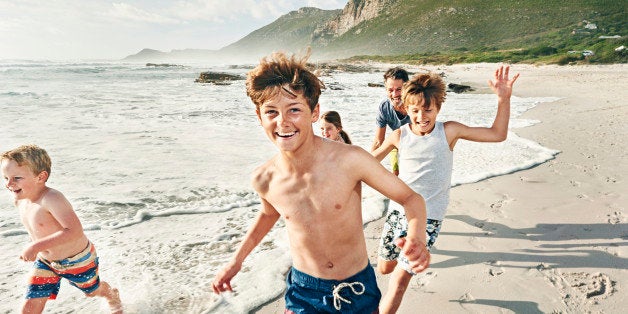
[393,121,453,220]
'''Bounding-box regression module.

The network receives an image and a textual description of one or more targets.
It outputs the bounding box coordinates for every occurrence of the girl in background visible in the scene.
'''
[320,110,352,144]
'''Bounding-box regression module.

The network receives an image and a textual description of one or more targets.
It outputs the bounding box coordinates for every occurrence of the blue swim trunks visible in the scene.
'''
[284,264,381,313]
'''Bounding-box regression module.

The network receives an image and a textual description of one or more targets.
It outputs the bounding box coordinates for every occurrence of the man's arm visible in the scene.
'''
[370,126,386,152]
[371,129,400,161]
[212,197,280,294]
[446,66,519,147]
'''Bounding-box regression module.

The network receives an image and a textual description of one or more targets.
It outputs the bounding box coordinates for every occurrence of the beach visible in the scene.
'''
[0,62,625,313]
[254,63,628,313]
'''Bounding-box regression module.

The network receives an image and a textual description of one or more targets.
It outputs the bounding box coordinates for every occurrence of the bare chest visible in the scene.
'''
[20,204,61,238]
[266,172,359,223]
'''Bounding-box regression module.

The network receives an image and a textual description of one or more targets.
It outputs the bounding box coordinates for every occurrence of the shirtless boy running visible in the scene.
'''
[211,51,430,313]
[1,145,122,313]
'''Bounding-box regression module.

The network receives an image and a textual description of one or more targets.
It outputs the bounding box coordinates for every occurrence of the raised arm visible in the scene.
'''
[446,65,520,147]
[211,197,280,294]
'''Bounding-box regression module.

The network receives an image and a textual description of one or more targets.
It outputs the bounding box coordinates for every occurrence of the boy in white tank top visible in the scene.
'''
[372,66,519,313]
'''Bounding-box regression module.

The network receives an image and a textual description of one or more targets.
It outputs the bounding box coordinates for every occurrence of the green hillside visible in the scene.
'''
[224,0,626,64]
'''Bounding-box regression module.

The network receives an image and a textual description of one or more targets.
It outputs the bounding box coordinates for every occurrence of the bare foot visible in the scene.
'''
[107,288,123,314]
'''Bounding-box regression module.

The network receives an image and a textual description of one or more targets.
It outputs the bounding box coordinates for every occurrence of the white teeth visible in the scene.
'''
[277,131,296,137]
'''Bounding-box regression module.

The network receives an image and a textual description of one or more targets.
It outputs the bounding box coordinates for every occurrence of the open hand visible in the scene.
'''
[488,65,520,99]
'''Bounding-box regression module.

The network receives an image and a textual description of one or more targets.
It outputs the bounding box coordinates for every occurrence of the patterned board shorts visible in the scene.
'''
[378,208,442,274]
[26,242,101,300]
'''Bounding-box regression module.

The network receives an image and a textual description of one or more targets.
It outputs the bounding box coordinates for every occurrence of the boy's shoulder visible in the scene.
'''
[251,156,279,194]
[38,187,72,210]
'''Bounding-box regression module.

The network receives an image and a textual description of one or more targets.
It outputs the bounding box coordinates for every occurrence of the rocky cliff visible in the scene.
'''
[313,0,397,44]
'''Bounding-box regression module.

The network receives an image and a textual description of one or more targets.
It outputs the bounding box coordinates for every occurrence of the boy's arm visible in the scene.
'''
[371,129,400,161]
[446,65,520,146]
[21,192,84,261]
[212,197,280,294]
[355,148,430,273]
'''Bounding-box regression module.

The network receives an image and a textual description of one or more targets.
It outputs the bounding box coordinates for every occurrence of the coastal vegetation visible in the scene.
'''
[125,0,626,65]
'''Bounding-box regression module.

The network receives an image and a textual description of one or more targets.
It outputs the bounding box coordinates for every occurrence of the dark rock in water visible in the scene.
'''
[447,83,473,93]
[309,62,375,76]
[368,82,385,88]
[146,63,183,67]
[228,64,255,70]
[195,72,244,84]
[327,82,345,90]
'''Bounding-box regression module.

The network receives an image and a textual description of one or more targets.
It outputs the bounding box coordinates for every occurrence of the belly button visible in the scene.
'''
[327,262,334,268]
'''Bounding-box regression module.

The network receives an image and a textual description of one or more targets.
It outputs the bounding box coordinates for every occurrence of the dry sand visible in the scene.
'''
[255,63,628,313]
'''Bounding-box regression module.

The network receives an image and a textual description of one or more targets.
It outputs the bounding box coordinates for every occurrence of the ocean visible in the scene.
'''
[0,60,559,313]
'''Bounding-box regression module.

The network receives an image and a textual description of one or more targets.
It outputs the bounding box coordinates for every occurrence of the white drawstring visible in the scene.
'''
[332,281,365,311]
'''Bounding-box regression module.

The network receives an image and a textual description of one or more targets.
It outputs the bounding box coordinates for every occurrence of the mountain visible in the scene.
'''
[123,48,218,62]
[123,0,626,63]
[312,0,626,59]
[218,7,341,61]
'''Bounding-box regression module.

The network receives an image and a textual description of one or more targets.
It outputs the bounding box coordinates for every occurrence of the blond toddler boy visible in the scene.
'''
[1,145,122,313]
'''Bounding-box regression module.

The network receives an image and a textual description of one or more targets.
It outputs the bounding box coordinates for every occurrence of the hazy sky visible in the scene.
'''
[0,0,346,60]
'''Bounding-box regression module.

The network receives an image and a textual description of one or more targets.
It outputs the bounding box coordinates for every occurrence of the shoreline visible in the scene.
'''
[254,63,628,313]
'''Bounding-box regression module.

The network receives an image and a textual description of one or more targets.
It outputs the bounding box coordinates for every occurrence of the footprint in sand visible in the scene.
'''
[413,271,437,288]
[459,292,476,302]
[607,211,624,224]
[534,264,617,309]
[489,194,513,216]
[487,261,505,276]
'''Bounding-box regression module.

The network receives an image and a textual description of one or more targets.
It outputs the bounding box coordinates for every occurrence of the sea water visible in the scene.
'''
[0,61,559,313]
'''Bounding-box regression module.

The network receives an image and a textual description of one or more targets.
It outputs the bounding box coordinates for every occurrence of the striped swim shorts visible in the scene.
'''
[26,242,101,299]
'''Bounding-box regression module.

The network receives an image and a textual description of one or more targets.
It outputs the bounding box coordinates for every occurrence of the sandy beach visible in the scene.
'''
[0,63,625,313]
[254,63,628,313]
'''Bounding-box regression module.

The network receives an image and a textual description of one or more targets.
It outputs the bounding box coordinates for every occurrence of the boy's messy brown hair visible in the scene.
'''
[1,145,52,179]
[246,50,325,111]
[402,72,447,110]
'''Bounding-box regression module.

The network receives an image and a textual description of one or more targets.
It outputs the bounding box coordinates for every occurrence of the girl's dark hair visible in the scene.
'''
[321,111,352,144]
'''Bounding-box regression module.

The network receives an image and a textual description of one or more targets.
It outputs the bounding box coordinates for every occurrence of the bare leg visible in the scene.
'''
[22,297,47,314]
[379,267,412,314]
[87,281,122,313]
[377,257,398,275]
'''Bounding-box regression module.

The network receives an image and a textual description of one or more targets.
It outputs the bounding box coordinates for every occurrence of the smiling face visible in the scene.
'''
[320,121,341,142]
[406,94,440,135]
[257,90,320,152]
[385,78,405,108]
[1,159,45,201]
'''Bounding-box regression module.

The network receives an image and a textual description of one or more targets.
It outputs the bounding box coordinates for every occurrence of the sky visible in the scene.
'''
[0,0,347,61]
